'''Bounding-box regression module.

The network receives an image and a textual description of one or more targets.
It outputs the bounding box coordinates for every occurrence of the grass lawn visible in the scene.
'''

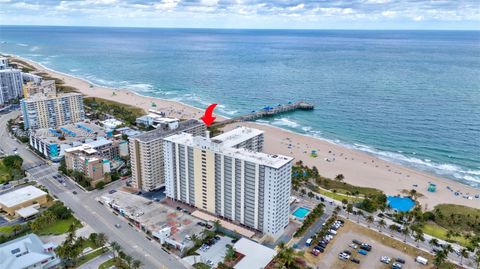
[0,160,10,183]
[76,247,108,267]
[0,225,14,235]
[431,204,480,234]
[37,217,82,236]
[423,222,470,247]
[317,188,363,203]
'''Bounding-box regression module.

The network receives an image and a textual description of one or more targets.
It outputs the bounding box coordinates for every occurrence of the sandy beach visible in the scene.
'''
[14,56,480,210]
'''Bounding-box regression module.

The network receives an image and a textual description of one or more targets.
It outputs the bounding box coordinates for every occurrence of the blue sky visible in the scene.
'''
[1,0,479,29]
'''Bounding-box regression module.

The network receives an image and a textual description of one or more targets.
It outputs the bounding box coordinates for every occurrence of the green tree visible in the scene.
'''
[132,259,142,269]
[433,250,447,268]
[346,204,353,219]
[225,244,236,262]
[460,248,469,265]
[366,215,374,228]
[110,241,121,259]
[377,219,386,233]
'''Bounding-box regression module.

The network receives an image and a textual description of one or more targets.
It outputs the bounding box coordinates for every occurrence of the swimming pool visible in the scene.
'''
[293,207,311,219]
[387,196,415,212]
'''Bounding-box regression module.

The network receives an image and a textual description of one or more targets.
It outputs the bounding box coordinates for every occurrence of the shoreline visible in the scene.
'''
[9,54,480,210]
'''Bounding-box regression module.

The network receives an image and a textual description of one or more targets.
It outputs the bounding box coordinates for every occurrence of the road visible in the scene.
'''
[0,111,189,269]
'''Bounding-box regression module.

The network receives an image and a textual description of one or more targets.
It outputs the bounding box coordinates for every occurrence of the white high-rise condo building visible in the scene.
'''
[0,67,23,106]
[129,119,206,192]
[21,92,85,129]
[163,127,292,238]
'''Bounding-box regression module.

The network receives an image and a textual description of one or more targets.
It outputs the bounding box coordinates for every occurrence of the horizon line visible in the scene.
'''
[1,24,479,31]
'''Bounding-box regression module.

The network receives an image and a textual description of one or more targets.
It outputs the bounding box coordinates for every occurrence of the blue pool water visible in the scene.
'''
[293,207,311,219]
[387,196,415,212]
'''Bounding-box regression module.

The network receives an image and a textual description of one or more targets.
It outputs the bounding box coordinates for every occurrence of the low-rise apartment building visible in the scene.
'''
[64,145,111,186]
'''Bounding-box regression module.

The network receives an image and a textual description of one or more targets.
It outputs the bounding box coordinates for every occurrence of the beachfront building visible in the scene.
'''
[28,122,110,161]
[163,127,293,238]
[0,186,48,217]
[22,72,43,85]
[0,233,61,269]
[136,114,180,129]
[129,119,206,192]
[101,118,123,130]
[23,80,56,98]
[0,67,23,106]
[21,92,85,130]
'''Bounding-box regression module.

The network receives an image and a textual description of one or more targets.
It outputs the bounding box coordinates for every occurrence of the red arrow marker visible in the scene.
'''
[201,103,217,126]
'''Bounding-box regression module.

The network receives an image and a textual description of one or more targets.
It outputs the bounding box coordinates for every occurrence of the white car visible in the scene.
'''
[380,256,392,264]
[349,243,357,249]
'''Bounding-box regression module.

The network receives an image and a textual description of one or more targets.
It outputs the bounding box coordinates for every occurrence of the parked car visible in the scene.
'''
[349,243,357,249]
[415,256,428,265]
[306,238,313,246]
[351,258,360,264]
[380,256,392,264]
[114,223,121,228]
[358,249,368,255]
[352,239,362,245]
[392,262,402,269]
[395,258,405,264]
[343,250,352,255]
[72,191,77,195]
[360,243,372,251]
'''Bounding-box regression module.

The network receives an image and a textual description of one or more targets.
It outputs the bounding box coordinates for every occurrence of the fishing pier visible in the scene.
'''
[212,101,314,127]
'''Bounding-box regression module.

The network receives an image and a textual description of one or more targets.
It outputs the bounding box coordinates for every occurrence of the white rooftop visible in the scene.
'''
[16,205,39,218]
[164,131,292,169]
[213,126,263,148]
[0,234,59,269]
[0,186,47,208]
[233,238,276,269]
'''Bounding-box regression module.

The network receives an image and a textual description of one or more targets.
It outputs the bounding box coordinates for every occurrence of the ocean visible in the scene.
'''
[1,26,479,188]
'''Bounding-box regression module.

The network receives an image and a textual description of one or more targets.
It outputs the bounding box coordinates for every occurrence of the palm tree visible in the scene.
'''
[334,206,341,215]
[433,250,447,268]
[388,224,397,236]
[346,204,353,219]
[402,226,410,242]
[334,174,344,182]
[429,238,439,250]
[110,241,121,259]
[366,215,374,228]
[442,244,453,254]
[279,247,296,268]
[356,210,364,224]
[278,241,286,252]
[124,255,133,268]
[225,245,236,262]
[377,219,386,233]
[132,259,142,269]
[413,230,425,248]
[96,233,108,248]
[460,248,469,265]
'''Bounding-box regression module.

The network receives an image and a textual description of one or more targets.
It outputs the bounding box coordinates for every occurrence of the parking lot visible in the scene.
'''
[308,220,429,269]
[196,235,233,267]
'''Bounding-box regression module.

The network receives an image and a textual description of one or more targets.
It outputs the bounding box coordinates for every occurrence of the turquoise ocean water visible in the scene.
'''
[0,26,479,188]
